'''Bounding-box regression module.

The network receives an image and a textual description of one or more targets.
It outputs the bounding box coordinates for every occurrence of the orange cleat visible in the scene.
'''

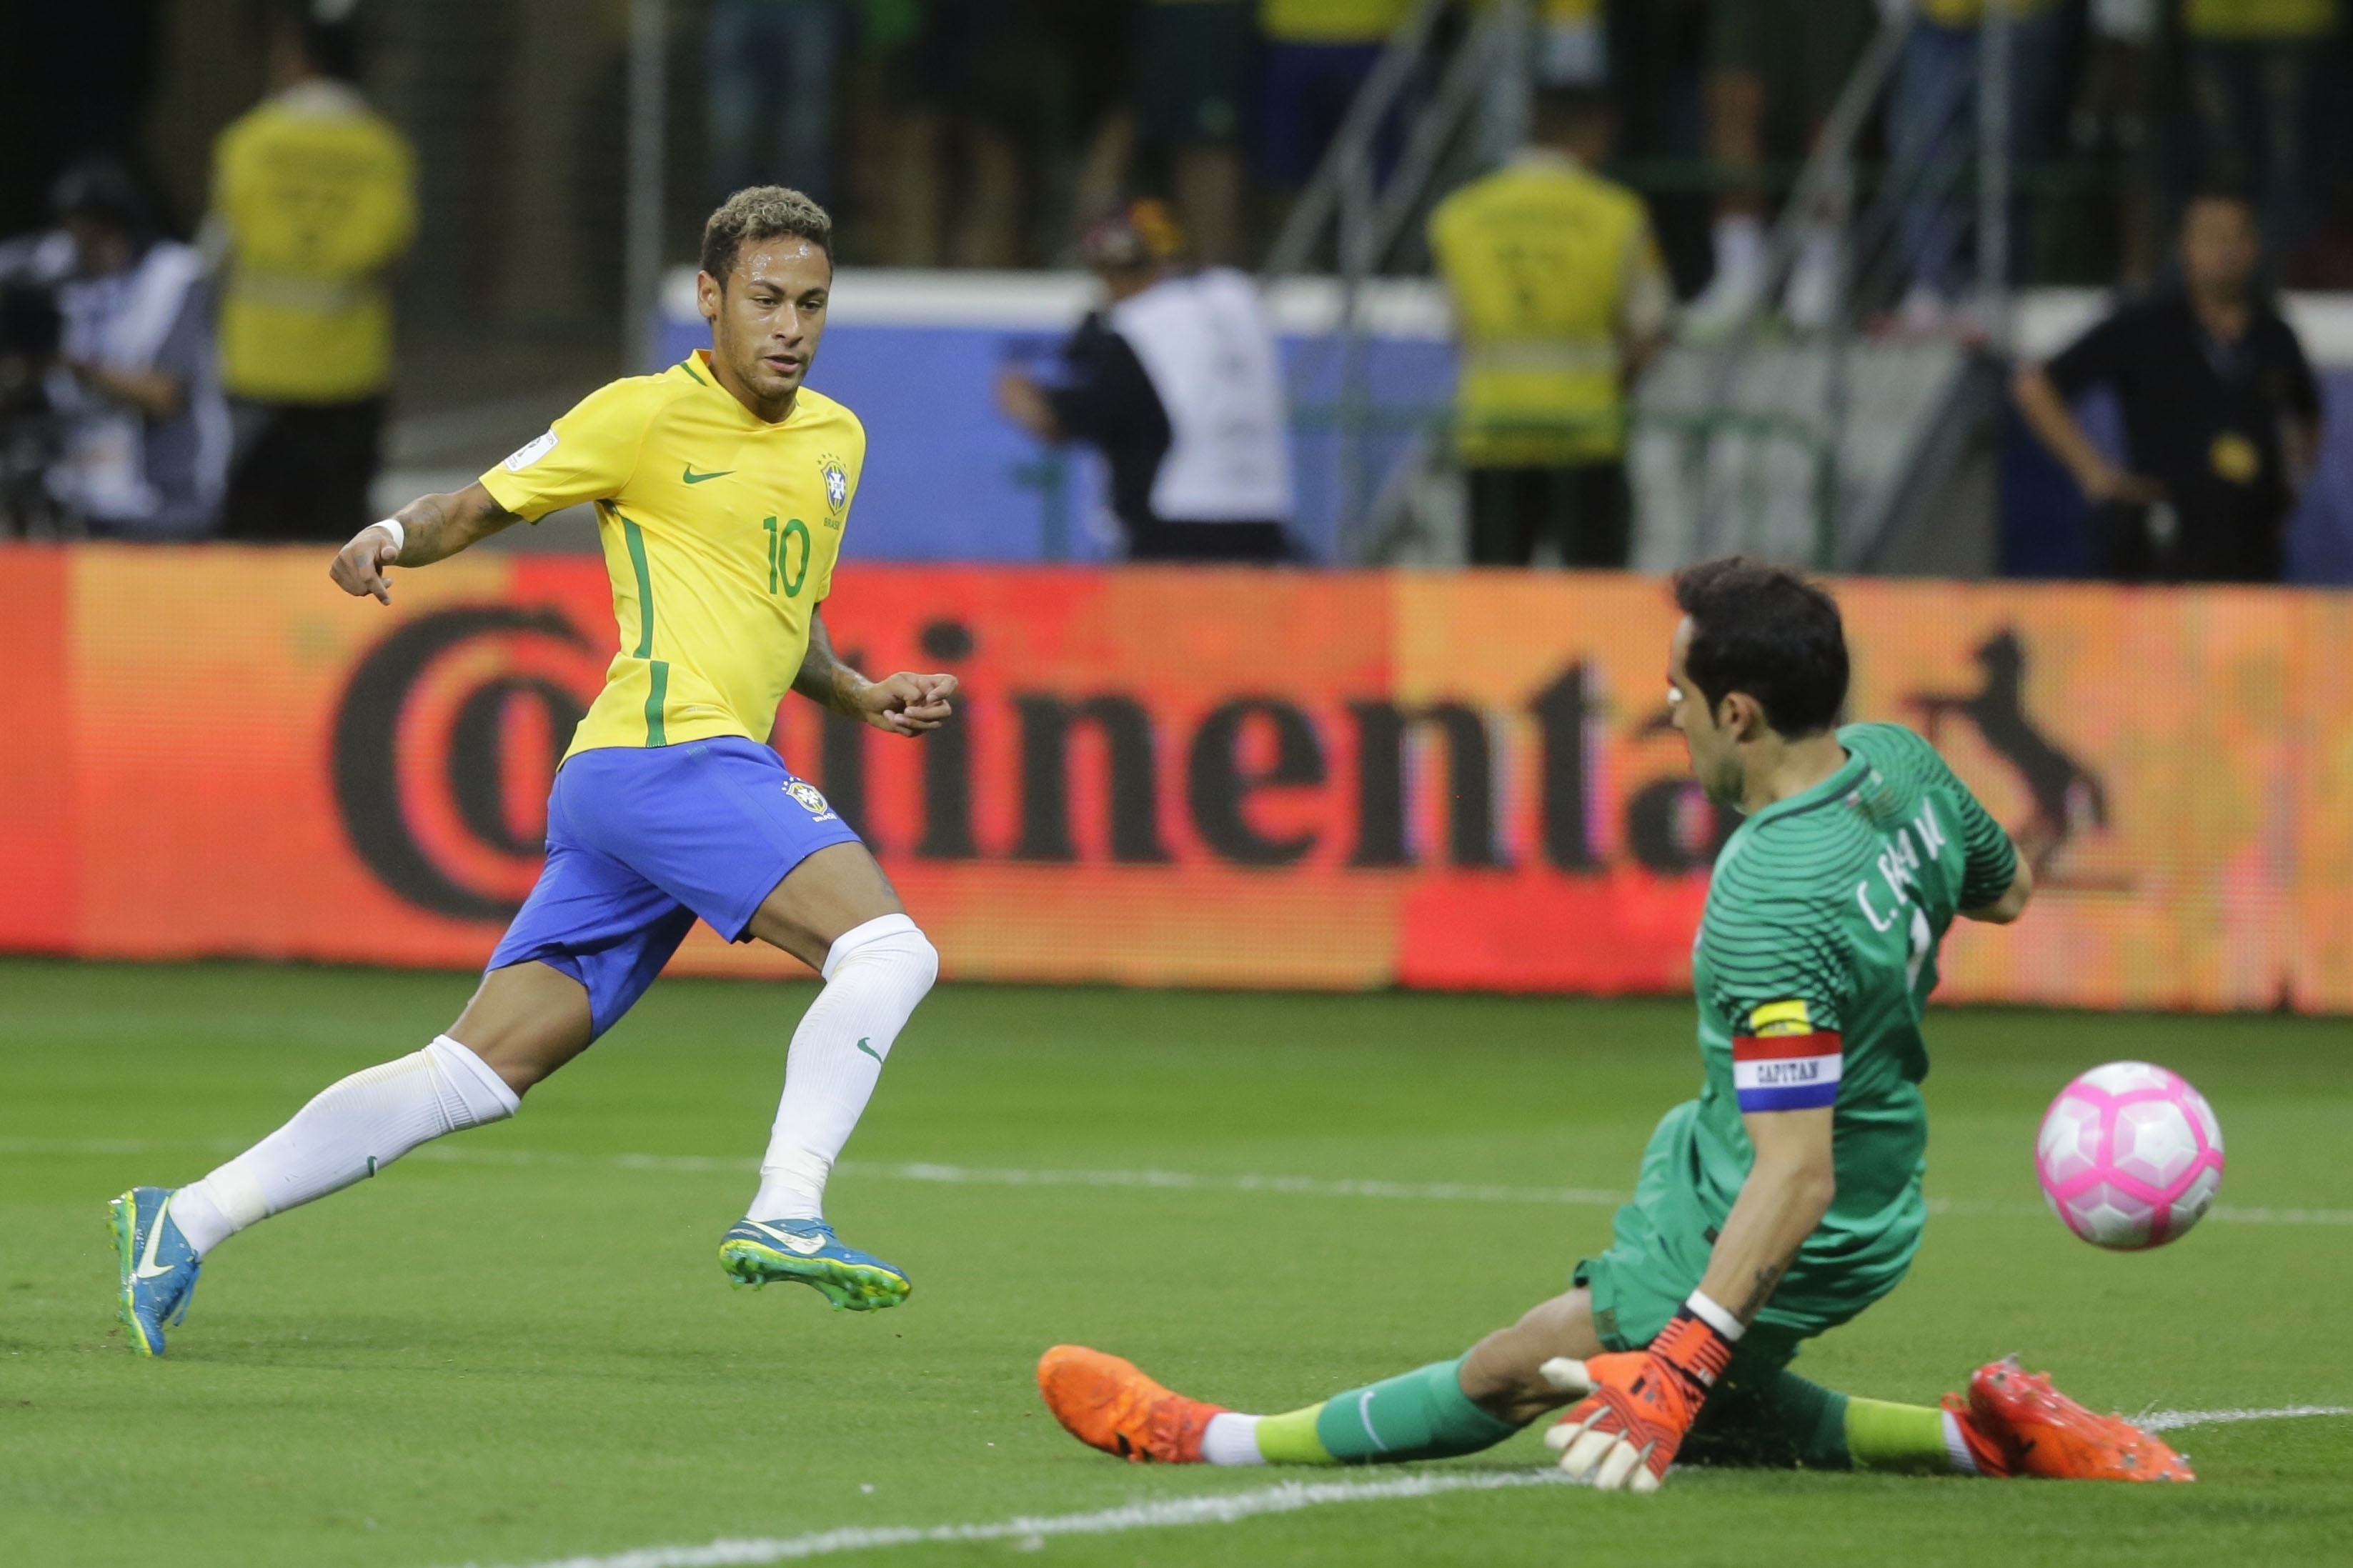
[1958,1357,2195,1482]
[1037,1344,1224,1464]
[1939,1393,2018,1477]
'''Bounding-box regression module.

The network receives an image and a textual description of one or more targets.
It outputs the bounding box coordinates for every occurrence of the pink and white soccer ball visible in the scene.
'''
[2036,1062,2224,1249]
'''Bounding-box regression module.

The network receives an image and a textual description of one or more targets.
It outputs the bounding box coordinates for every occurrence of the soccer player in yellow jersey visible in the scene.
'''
[109,189,956,1354]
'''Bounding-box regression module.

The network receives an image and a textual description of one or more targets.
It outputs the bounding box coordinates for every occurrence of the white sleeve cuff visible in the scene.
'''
[1684,1288,1746,1342]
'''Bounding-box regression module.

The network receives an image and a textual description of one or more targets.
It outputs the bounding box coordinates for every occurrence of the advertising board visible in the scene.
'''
[4,547,2344,1011]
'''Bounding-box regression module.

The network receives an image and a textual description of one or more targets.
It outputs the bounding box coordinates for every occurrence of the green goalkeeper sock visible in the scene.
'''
[1249,1357,1522,1466]
[1681,1366,1851,1469]
[1845,1396,1956,1474]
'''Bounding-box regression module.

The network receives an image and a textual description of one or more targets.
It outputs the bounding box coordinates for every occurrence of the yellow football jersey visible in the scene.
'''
[478,351,863,760]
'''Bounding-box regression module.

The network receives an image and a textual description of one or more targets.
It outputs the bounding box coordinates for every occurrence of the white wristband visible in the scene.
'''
[1684,1289,1746,1342]
[370,518,404,556]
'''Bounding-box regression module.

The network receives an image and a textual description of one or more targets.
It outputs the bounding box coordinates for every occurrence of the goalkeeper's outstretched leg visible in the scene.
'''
[1037,1289,2190,1485]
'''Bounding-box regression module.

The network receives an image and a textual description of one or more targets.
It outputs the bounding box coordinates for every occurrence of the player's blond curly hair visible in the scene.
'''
[700,186,832,284]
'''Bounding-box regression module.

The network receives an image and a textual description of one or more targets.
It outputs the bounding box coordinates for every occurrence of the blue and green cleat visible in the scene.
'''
[718,1217,910,1312]
[109,1187,201,1357]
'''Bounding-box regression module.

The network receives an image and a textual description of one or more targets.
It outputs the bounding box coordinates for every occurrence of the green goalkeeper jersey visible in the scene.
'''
[1688,722,2019,1325]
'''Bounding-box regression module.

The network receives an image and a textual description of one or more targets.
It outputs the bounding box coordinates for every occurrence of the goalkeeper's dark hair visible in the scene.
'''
[1671,557,1849,737]
[701,186,833,286]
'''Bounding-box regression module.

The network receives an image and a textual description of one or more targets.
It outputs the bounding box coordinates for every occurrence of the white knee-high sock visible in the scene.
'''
[169,1036,519,1257]
[1202,1413,1268,1466]
[750,913,939,1223]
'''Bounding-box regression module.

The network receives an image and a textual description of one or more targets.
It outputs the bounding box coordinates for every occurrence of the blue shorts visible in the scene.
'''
[487,736,863,1037]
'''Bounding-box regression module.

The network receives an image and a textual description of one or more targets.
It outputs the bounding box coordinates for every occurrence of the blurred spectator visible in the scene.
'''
[43,161,229,541]
[2184,0,2335,268]
[1136,0,1252,265]
[1603,0,1714,296]
[1537,0,1608,87]
[1886,0,2064,333]
[2069,0,2163,286]
[210,6,415,544]
[1683,0,1876,333]
[850,0,940,264]
[1255,0,1413,191]
[1042,0,1145,251]
[2013,189,2321,582]
[888,0,1033,266]
[707,0,850,209]
[1428,89,1669,567]
[994,201,1296,560]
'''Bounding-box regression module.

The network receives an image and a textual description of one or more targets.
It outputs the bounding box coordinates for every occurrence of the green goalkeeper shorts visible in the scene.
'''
[1573,1100,1915,1374]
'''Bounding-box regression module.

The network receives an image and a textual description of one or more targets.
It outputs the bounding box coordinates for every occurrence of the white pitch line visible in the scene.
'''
[11,1137,2352,1226]
[403,1148,1629,1207]
[2140,1404,2352,1432]
[375,1148,2353,1226]
[835,1160,1630,1208]
[442,1469,1577,1568]
[444,1404,2353,1568]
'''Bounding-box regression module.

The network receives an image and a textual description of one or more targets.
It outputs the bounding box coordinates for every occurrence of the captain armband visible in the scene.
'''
[1730,999,1842,1113]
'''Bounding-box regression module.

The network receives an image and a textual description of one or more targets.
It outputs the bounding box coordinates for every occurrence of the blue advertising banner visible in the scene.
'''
[653,269,1456,566]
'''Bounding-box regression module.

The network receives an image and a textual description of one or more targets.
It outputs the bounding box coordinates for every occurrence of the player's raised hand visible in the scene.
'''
[329,521,404,605]
[1538,1308,1736,1492]
[856,671,960,736]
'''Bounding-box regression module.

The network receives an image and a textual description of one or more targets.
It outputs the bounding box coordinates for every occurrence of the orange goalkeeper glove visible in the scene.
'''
[1540,1303,1738,1493]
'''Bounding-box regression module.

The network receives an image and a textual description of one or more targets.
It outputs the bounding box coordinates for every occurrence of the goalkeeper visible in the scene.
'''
[1038,559,2191,1490]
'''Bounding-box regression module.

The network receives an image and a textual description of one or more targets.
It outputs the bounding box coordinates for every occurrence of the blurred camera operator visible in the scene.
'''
[36,161,229,541]
[994,200,1297,562]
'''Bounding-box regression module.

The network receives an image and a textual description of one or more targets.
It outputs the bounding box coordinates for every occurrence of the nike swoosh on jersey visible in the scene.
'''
[741,1221,827,1255]
[855,1037,882,1064]
[682,466,735,484]
[133,1197,177,1279]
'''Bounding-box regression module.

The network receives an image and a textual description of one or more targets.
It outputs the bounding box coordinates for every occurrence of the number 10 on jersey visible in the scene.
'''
[762,516,810,597]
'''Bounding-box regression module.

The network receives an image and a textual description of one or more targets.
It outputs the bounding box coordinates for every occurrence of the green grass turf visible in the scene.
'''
[2,959,2349,1567]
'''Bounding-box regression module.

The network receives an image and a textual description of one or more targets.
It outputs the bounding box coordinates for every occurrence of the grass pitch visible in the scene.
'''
[2,959,2349,1567]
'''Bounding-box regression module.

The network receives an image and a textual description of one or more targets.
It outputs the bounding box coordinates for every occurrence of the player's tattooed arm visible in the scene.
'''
[793,604,960,736]
[1695,1105,1836,1327]
[1735,1259,1789,1321]
[329,483,520,604]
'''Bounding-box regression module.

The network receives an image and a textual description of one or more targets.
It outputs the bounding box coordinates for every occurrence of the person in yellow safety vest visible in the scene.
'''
[1428,89,1671,568]
[210,5,416,543]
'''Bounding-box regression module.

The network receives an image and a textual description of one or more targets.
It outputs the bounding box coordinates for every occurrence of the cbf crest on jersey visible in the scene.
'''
[819,454,849,519]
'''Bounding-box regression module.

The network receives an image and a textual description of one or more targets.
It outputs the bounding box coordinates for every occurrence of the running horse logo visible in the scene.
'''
[1909,629,2110,876]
